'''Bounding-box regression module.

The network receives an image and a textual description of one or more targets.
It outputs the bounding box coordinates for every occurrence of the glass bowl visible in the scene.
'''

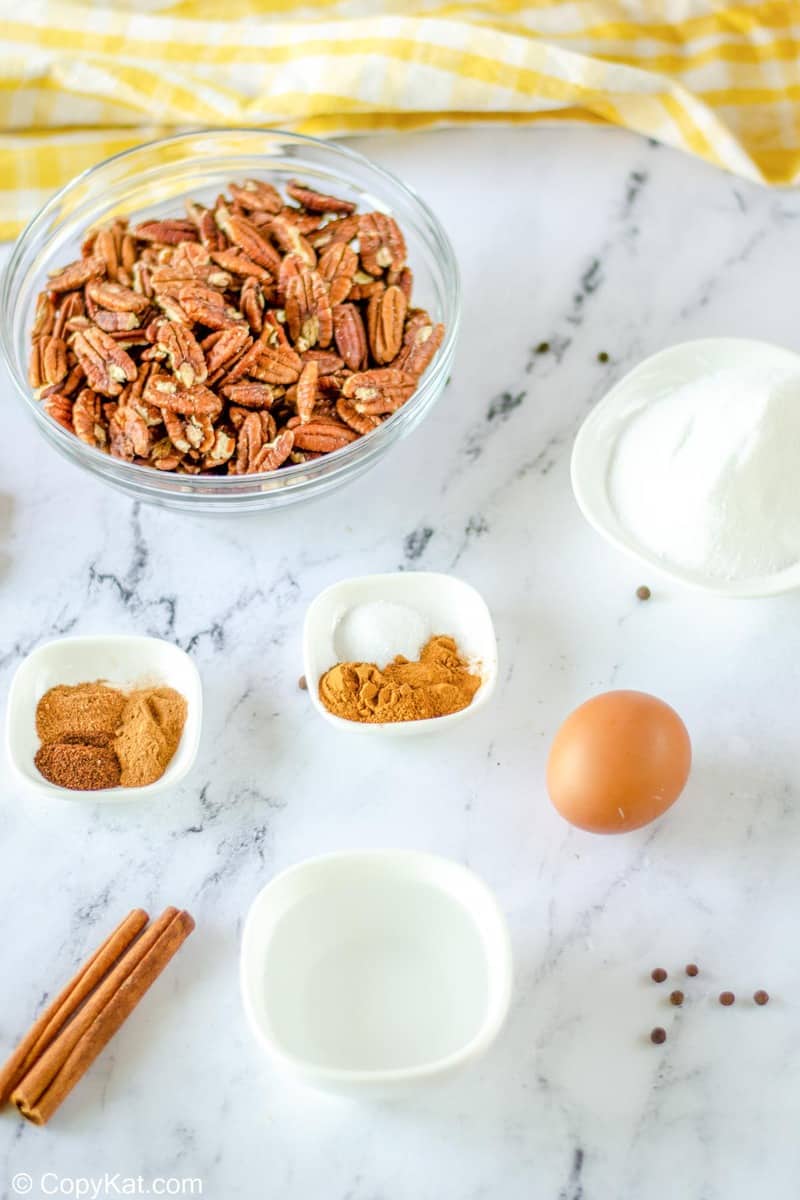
[0,129,460,513]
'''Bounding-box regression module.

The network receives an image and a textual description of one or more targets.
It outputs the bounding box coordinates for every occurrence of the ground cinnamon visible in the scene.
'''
[115,688,188,787]
[319,634,482,723]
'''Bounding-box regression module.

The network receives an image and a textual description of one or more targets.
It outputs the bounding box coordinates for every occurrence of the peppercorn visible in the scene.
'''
[719,991,735,1006]
[754,990,769,1006]
[669,990,684,1006]
[636,585,651,601]
[651,968,667,983]
[650,1027,667,1044]
[535,341,550,355]
[686,963,699,977]
[597,351,610,363]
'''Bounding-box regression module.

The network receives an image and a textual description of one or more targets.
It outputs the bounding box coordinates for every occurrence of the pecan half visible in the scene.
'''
[394,311,445,377]
[287,414,358,452]
[47,255,106,294]
[318,242,357,306]
[71,327,137,397]
[133,219,199,245]
[222,381,276,409]
[144,374,222,418]
[29,336,68,391]
[341,368,416,414]
[150,319,208,387]
[229,180,283,215]
[72,388,108,448]
[239,277,266,333]
[285,270,332,352]
[295,361,318,423]
[215,205,282,274]
[204,325,252,377]
[86,280,150,314]
[332,303,368,371]
[94,310,141,333]
[367,285,407,365]
[108,405,152,460]
[336,396,382,436]
[358,213,407,275]
[163,409,215,454]
[286,180,356,215]
[45,392,75,433]
[232,415,294,474]
[268,216,316,268]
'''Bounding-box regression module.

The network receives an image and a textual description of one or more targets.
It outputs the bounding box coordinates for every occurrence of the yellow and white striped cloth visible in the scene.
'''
[2,1,800,239]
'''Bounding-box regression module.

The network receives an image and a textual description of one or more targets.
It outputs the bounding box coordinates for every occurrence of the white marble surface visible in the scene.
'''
[2,125,800,1200]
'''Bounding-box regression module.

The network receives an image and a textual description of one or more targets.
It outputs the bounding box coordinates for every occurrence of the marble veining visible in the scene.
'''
[2,124,800,1199]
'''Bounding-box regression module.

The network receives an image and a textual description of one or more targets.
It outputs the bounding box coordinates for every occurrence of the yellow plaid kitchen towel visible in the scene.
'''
[2,0,800,238]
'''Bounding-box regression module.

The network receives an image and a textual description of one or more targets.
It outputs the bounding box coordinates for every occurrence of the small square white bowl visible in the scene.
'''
[241,850,513,1098]
[6,635,203,802]
[303,571,498,735]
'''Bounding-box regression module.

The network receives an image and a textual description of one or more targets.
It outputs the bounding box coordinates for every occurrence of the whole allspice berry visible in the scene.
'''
[650,1027,667,1044]
[669,990,684,1006]
[719,991,735,1006]
[636,585,651,601]
[686,963,699,977]
[651,967,667,983]
[754,990,770,1006]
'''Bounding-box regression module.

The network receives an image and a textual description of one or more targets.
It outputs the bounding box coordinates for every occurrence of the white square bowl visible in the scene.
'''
[303,572,497,735]
[6,635,203,802]
[240,850,513,1098]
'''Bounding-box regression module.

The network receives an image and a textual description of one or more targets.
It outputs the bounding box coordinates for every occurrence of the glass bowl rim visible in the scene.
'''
[0,126,461,492]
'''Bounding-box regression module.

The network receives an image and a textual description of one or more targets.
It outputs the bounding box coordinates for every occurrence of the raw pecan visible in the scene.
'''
[249,342,303,385]
[45,392,74,432]
[239,277,266,333]
[268,216,316,268]
[336,396,382,436]
[86,280,150,314]
[295,361,318,423]
[201,427,236,469]
[29,336,68,390]
[310,214,359,249]
[367,285,407,365]
[318,243,357,306]
[186,201,226,252]
[94,224,124,281]
[32,294,56,338]
[332,303,368,371]
[149,319,208,387]
[275,207,323,235]
[388,265,414,299]
[394,311,445,377]
[222,381,276,409]
[287,414,358,452]
[285,271,332,352]
[301,350,344,375]
[109,405,152,460]
[215,205,282,274]
[149,437,184,471]
[204,325,252,377]
[72,388,108,448]
[358,212,407,275]
[163,409,215,454]
[177,284,242,331]
[71,327,137,397]
[341,368,416,414]
[94,310,141,333]
[232,415,293,474]
[48,255,106,294]
[144,374,222,418]
[349,274,385,301]
[209,247,272,282]
[133,219,198,245]
[278,253,306,304]
[286,179,356,215]
[229,180,283,215]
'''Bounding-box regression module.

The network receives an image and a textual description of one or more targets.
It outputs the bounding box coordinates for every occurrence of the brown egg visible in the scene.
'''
[546,690,691,834]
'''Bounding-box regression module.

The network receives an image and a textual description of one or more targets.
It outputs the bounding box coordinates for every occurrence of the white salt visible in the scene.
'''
[608,366,800,582]
[333,601,429,667]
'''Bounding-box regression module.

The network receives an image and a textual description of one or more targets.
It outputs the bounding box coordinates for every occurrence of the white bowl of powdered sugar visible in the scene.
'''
[571,338,800,597]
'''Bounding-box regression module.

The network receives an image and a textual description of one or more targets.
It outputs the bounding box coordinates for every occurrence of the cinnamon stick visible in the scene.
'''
[0,908,149,1105]
[10,907,194,1125]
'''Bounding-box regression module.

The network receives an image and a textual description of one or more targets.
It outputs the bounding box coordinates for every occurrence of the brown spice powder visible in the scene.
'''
[34,742,121,791]
[319,634,481,724]
[36,682,126,743]
[115,688,188,788]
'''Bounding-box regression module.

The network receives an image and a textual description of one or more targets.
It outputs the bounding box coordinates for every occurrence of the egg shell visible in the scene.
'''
[546,689,691,834]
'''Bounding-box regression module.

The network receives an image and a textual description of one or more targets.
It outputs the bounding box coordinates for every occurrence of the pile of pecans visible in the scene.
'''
[29,179,445,475]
